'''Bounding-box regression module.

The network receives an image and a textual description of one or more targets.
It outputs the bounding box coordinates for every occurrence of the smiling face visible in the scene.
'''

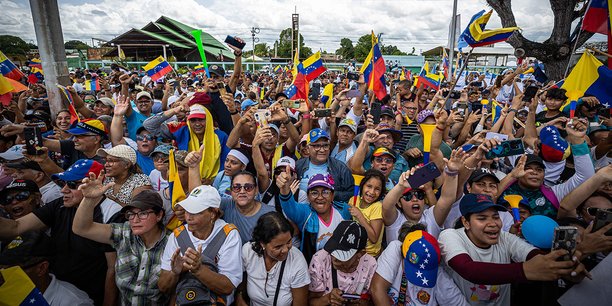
[361,177,383,205]
[462,208,503,248]
[136,96,153,113]
[94,102,113,117]
[262,231,293,262]
[189,118,206,135]
[518,164,545,190]
[72,134,100,152]
[56,111,72,130]
[307,186,333,215]
[230,174,258,208]
[309,138,330,165]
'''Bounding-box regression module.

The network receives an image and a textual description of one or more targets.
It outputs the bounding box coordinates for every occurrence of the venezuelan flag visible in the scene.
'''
[298,51,327,81]
[85,77,100,91]
[0,266,50,305]
[28,58,42,70]
[57,84,80,126]
[458,10,520,50]
[144,56,172,81]
[418,62,442,90]
[274,65,282,74]
[194,65,205,74]
[360,31,387,100]
[0,51,25,81]
[581,0,611,35]
[491,100,503,124]
[166,149,186,230]
[561,51,612,116]
[321,83,334,108]
[284,73,309,100]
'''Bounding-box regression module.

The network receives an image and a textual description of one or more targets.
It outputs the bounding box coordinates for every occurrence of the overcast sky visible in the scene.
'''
[3,0,600,54]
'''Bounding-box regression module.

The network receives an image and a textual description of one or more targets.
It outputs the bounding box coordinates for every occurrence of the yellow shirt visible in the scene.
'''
[350,196,384,257]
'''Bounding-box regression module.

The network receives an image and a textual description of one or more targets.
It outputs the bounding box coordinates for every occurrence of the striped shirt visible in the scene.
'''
[110,222,170,306]
[395,118,419,153]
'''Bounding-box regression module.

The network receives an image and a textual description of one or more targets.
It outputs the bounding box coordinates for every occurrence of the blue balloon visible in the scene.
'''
[521,215,559,249]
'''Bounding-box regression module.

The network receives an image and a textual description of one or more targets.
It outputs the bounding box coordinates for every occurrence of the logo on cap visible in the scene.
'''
[346,233,355,244]
[211,65,218,70]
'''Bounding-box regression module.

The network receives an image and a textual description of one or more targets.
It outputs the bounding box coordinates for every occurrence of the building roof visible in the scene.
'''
[103,16,234,61]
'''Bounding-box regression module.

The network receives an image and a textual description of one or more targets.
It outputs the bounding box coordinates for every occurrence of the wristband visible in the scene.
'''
[464,164,477,171]
[230,110,239,115]
[302,113,311,119]
[509,108,518,113]
[436,125,445,131]
[444,166,458,177]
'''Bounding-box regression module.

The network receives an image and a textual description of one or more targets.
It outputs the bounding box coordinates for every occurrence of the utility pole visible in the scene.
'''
[251,27,260,71]
[447,0,458,81]
[30,0,70,120]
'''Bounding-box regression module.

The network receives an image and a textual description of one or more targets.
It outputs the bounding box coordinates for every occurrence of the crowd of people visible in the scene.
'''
[0,39,610,306]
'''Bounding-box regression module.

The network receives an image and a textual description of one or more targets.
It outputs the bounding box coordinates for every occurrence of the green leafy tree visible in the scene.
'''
[275,28,312,59]
[64,40,89,50]
[253,43,271,57]
[0,35,30,56]
[381,45,407,56]
[354,34,373,62]
[335,38,355,60]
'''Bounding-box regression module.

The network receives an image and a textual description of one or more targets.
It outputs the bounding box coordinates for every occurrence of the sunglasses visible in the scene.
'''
[5,191,31,203]
[231,183,256,192]
[54,180,82,190]
[586,207,600,217]
[374,156,395,164]
[402,190,425,201]
[136,134,155,141]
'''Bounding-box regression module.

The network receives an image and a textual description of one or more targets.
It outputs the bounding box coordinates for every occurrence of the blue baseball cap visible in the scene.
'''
[459,193,507,216]
[307,128,330,144]
[51,159,104,182]
[402,230,441,288]
[241,99,258,111]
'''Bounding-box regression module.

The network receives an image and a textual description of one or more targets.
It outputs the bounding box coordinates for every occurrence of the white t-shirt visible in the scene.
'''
[438,229,536,306]
[44,273,94,306]
[160,219,243,305]
[99,198,122,224]
[591,146,611,169]
[242,243,310,306]
[40,181,62,205]
[385,206,441,245]
[444,195,514,232]
[316,207,345,251]
[149,169,168,192]
[376,241,470,306]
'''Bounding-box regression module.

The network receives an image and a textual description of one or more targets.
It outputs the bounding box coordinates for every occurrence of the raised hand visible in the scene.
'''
[510,154,528,179]
[114,94,131,116]
[566,118,588,143]
[289,180,300,196]
[252,126,272,147]
[79,170,114,199]
[276,165,292,195]
[184,145,204,168]
[363,128,379,144]
[445,148,466,172]
[398,167,418,188]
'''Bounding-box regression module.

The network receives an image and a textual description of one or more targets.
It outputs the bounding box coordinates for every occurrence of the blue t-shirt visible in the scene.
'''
[212,170,232,199]
[330,142,357,164]
[220,198,275,243]
[125,110,150,140]
[136,151,155,175]
[299,162,329,191]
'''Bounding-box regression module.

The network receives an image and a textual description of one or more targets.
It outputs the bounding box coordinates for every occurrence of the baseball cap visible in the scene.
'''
[177,185,221,214]
[307,173,334,191]
[187,104,207,120]
[380,106,395,118]
[209,65,225,77]
[51,159,104,181]
[372,147,397,160]
[376,123,403,143]
[402,230,441,288]
[152,144,174,156]
[0,231,52,266]
[0,179,40,198]
[417,109,435,124]
[136,91,152,100]
[95,97,115,107]
[323,221,367,261]
[539,126,570,163]
[338,118,357,133]
[24,110,51,123]
[275,156,296,170]
[467,168,500,184]
[300,134,309,145]
[97,144,137,165]
[4,160,43,172]
[241,99,258,111]
[66,119,108,137]
[121,190,163,213]
[307,128,331,144]
[459,193,507,216]
[0,145,25,161]
[519,154,545,169]
[188,92,212,106]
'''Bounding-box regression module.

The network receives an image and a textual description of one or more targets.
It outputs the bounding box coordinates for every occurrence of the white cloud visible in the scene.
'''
[5,0,558,53]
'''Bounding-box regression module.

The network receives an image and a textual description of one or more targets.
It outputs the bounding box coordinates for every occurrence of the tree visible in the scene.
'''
[381,45,407,56]
[0,35,30,57]
[275,28,313,59]
[253,43,271,57]
[354,34,373,62]
[336,38,355,60]
[64,40,89,50]
[487,0,593,80]
[27,43,38,50]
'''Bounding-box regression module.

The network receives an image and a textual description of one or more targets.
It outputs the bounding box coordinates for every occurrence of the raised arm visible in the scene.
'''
[381,169,412,226]
[110,96,129,146]
[228,43,244,94]
[558,165,611,218]
[252,128,272,191]
[433,149,464,227]
[67,86,95,119]
[347,129,377,175]
[72,171,114,244]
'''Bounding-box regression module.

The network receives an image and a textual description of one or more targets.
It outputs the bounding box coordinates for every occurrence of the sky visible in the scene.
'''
[1,0,584,54]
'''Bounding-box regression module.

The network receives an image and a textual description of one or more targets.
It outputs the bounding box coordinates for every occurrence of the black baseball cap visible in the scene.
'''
[323,221,367,261]
[0,231,52,266]
[381,107,395,118]
[459,194,507,216]
[467,168,500,184]
[4,160,44,172]
[0,179,40,199]
[519,154,545,169]
[209,65,225,77]
[120,190,163,213]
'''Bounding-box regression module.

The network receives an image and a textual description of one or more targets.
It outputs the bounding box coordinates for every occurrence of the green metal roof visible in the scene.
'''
[154,22,197,47]
[134,28,192,48]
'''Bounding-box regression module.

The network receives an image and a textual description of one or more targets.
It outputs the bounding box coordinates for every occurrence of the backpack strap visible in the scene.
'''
[174,225,196,255]
[331,267,339,289]
[272,260,287,306]
[201,224,237,265]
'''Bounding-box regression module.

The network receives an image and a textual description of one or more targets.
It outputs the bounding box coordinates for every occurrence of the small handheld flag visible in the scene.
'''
[144,56,173,81]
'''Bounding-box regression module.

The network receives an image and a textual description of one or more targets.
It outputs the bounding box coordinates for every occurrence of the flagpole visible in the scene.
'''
[563,1,592,78]
[445,48,473,98]
[447,0,458,82]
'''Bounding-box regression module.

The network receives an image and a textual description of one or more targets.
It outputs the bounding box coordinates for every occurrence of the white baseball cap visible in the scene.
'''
[0,145,25,161]
[178,185,221,214]
[275,156,296,170]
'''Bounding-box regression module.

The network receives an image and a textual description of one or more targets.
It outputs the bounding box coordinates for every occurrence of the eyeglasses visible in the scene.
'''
[153,157,169,163]
[84,99,95,103]
[402,190,425,201]
[308,189,332,199]
[231,183,257,192]
[136,134,155,141]
[586,207,600,217]
[309,143,330,151]
[54,180,82,190]
[4,191,31,203]
[374,156,395,164]
[125,210,154,220]
[137,99,151,104]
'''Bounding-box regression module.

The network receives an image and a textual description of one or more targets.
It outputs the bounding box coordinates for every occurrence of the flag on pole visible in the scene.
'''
[360,31,387,100]
[321,83,334,108]
[57,84,80,126]
[417,62,442,90]
[442,49,450,79]
[85,77,100,91]
[298,51,327,81]
[0,51,25,81]
[143,56,173,81]
[194,65,205,74]
[191,29,210,77]
[458,10,520,51]
[274,65,283,74]
[491,100,504,124]
[560,51,612,113]
[28,58,42,70]
[581,0,611,35]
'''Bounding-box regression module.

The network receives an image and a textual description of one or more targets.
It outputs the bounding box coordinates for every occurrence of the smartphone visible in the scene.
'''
[523,85,539,102]
[281,99,300,109]
[370,102,382,124]
[24,127,44,155]
[407,162,441,188]
[455,103,467,116]
[592,209,612,236]
[224,35,246,50]
[552,226,578,261]
[341,293,361,300]
[346,89,361,98]
[216,82,227,96]
[485,139,525,159]
[314,108,332,118]
[347,72,360,81]
[253,110,271,127]
[485,132,509,142]
[449,90,461,100]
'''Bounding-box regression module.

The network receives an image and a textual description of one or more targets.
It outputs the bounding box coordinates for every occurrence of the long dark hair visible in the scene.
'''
[359,169,387,202]
[251,212,294,256]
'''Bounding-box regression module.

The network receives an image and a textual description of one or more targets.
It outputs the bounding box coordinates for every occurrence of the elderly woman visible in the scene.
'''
[97,144,151,206]
[158,185,243,305]
[237,212,310,306]
[72,173,169,305]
